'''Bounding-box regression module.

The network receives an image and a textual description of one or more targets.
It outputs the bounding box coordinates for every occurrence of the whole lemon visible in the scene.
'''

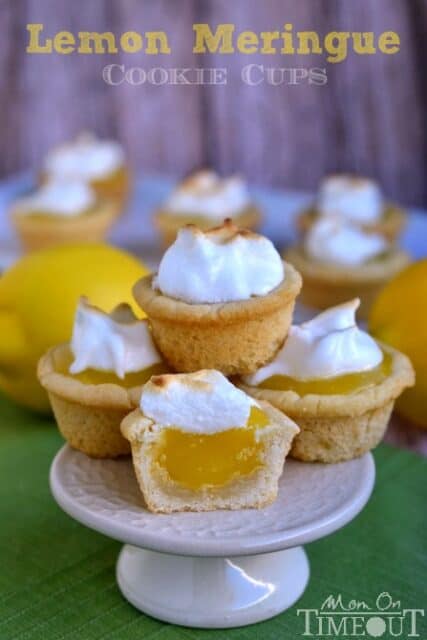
[369,259,427,428]
[0,243,149,412]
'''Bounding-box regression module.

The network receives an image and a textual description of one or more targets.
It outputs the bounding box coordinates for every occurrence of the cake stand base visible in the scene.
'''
[116,544,309,628]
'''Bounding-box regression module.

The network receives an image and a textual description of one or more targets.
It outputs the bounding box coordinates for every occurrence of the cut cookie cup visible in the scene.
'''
[11,200,117,252]
[154,204,262,248]
[38,344,149,458]
[133,262,302,376]
[120,400,299,513]
[297,204,406,243]
[238,345,415,463]
[284,246,410,320]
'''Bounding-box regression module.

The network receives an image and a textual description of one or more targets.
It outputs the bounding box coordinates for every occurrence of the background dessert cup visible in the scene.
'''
[285,245,410,319]
[42,133,131,217]
[11,199,117,252]
[154,170,261,246]
[298,175,406,242]
[298,203,406,243]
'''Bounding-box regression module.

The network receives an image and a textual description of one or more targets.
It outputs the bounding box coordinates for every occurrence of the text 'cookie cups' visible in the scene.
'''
[133,222,302,376]
[285,245,410,320]
[38,344,136,458]
[120,371,299,513]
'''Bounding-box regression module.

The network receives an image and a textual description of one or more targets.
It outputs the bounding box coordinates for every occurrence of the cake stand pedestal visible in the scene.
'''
[50,446,375,629]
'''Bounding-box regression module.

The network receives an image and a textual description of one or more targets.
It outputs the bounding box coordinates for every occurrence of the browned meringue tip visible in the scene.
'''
[179,218,261,244]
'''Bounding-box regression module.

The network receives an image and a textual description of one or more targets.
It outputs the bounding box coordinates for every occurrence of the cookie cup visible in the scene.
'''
[11,200,117,252]
[285,246,410,319]
[238,345,415,463]
[298,204,406,243]
[120,400,299,513]
[133,262,302,376]
[90,166,132,216]
[155,204,261,247]
[38,344,143,458]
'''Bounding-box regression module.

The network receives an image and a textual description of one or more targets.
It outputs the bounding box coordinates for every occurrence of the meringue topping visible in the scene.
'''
[44,132,125,181]
[304,216,388,266]
[70,298,161,379]
[140,370,257,433]
[243,299,383,384]
[15,178,96,217]
[318,174,384,223]
[153,221,285,304]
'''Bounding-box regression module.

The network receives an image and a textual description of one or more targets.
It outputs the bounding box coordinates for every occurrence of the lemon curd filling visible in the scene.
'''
[258,350,392,395]
[155,405,270,490]
[57,350,167,387]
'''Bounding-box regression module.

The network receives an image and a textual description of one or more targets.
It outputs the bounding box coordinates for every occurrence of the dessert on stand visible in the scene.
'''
[43,218,413,628]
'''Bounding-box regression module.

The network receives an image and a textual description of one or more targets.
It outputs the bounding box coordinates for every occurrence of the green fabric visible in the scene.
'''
[0,393,426,640]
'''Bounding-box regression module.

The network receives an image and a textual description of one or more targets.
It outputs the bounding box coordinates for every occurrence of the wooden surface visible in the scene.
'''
[0,0,426,206]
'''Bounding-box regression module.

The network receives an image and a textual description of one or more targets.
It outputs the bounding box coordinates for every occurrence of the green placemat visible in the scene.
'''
[0,393,426,640]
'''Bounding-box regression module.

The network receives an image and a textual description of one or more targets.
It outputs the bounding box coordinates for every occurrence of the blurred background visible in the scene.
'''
[0,0,426,207]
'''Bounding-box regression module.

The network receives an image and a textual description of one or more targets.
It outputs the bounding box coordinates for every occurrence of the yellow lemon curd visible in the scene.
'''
[58,350,167,388]
[154,406,270,490]
[258,351,392,395]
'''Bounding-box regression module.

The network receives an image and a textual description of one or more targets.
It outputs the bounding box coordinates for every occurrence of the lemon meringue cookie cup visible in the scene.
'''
[42,133,131,216]
[38,298,167,458]
[121,370,299,513]
[298,175,406,242]
[155,170,261,246]
[285,216,410,318]
[10,178,117,252]
[239,300,415,463]
[133,221,302,375]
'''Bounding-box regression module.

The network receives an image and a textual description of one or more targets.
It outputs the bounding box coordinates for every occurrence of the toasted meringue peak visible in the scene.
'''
[70,297,161,379]
[140,369,257,433]
[243,299,383,384]
[153,222,284,304]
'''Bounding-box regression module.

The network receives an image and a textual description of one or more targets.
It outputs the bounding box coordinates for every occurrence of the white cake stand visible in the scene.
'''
[50,445,375,629]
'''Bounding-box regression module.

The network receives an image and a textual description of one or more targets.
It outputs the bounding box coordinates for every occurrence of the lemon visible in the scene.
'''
[0,243,149,413]
[369,259,427,428]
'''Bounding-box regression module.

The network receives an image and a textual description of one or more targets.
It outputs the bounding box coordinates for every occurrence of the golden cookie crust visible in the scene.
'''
[297,203,406,242]
[284,246,410,319]
[11,199,116,252]
[133,262,302,375]
[38,344,142,458]
[121,400,299,513]
[238,345,415,463]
